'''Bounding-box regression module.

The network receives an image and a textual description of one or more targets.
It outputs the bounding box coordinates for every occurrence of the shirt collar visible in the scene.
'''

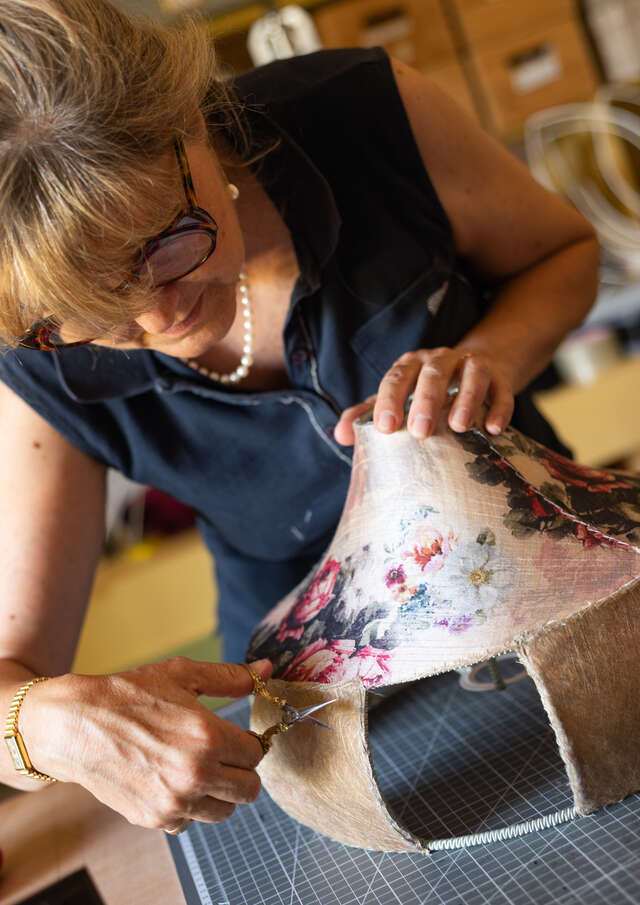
[53,345,158,402]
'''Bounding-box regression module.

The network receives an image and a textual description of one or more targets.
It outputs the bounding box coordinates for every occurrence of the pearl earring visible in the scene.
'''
[228,183,239,201]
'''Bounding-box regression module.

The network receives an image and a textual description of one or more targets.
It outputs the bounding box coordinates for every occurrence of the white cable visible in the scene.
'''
[426,806,578,851]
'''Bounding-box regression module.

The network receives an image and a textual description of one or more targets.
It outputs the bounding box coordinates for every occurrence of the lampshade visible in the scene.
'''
[246,402,640,852]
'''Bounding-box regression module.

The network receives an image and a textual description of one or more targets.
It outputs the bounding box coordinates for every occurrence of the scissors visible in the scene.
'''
[242,663,337,753]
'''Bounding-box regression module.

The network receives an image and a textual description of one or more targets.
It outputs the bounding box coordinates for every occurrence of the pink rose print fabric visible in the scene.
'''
[276,559,342,642]
[281,639,392,685]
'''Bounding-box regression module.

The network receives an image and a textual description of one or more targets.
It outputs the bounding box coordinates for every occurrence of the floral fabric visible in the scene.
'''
[462,428,640,548]
[247,415,640,686]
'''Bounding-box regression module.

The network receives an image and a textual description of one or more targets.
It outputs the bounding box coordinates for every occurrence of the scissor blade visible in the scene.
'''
[293,698,338,725]
[304,716,334,730]
[299,697,337,718]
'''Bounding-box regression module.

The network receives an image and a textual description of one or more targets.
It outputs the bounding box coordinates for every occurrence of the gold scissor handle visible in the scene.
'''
[241,662,288,707]
[247,724,287,754]
[242,663,291,754]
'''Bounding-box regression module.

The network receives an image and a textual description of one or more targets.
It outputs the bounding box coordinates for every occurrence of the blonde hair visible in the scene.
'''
[0,0,239,348]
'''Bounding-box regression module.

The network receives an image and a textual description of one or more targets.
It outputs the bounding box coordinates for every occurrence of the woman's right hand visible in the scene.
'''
[18,657,272,831]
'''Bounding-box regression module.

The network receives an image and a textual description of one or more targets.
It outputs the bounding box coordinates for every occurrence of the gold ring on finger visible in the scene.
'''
[164,818,192,836]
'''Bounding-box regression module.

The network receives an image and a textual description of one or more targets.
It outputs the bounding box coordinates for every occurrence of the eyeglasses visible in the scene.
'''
[18,136,218,351]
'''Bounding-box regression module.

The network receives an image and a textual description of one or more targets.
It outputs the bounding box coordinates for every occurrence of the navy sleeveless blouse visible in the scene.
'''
[0,48,568,661]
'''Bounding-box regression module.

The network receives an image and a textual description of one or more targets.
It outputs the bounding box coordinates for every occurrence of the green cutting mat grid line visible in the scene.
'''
[169,672,640,905]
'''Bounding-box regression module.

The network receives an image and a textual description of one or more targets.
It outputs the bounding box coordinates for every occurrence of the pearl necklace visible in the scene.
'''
[181,270,253,384]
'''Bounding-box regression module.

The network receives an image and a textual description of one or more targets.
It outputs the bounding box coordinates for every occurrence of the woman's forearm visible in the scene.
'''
[456,236,600,393]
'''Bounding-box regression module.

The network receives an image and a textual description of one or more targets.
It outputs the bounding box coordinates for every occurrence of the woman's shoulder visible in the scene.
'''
[0,345,148,464]
[232,47,392,109]
[232,47,431,188]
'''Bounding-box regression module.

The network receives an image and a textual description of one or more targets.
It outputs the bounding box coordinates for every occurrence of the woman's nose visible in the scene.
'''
[134,284,183,335]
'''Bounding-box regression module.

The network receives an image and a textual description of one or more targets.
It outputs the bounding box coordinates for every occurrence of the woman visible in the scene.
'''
[0,0,598,835]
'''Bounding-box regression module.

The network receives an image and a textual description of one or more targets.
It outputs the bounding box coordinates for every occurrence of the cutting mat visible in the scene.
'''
[168,669,640,905]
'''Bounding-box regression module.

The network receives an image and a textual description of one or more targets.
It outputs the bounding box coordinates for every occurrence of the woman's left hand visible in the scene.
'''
[334,346,515,446]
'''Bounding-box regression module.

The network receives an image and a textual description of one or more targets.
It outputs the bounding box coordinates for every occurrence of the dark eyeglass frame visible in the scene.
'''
[18,136,218,351]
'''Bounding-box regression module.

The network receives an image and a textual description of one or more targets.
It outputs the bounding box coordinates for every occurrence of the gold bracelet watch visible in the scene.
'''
[4,677,57,782]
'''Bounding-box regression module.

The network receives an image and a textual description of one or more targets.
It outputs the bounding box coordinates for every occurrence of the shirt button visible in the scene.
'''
[155,378,172,392]
[291,347,309,365]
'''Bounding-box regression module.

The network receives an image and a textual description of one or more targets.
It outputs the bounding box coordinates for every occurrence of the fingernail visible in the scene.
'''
[451,408,470,431]
[249,659,271,669]
[411,414,432,439]
[486,421,503,435]
[378,411,397,433]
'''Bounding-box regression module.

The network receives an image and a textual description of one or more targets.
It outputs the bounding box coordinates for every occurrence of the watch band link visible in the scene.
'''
[4,676,57,783]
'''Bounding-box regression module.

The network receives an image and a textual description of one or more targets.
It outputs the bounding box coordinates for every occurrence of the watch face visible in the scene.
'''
[5,735,26,771]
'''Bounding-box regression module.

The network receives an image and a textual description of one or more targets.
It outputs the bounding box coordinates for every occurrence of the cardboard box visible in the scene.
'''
[469,19,599,140]
[448,0,577,49]
[314,0,456,70]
